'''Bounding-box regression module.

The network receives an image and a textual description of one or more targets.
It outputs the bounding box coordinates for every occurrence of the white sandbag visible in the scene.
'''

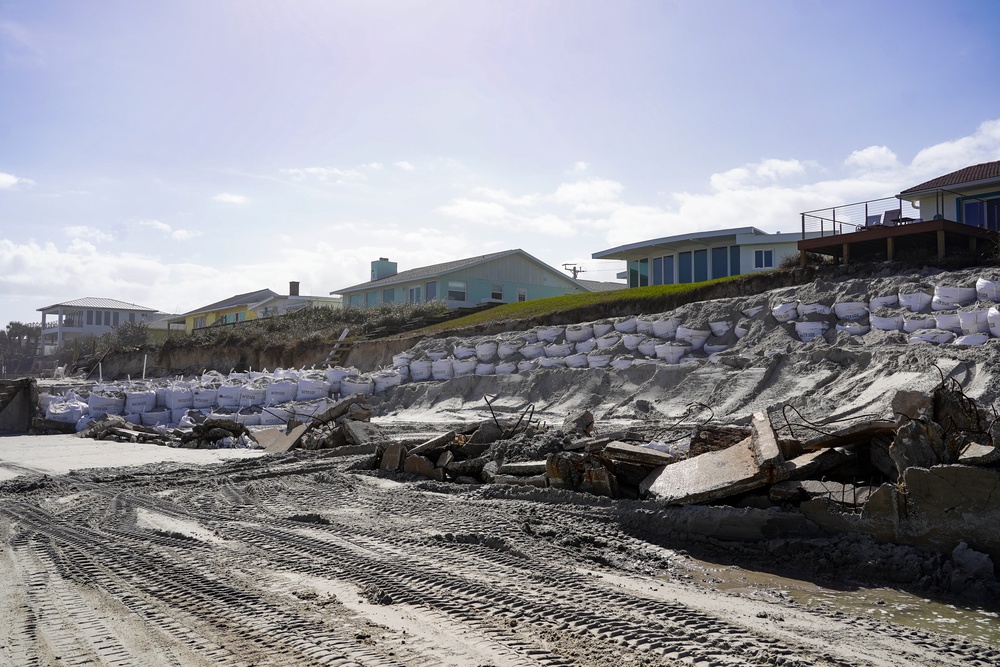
[260,406,290,426]
[228,371,248,382]
[171,407,191,424]
[794,321,828,342]
[216,385,241,408]
[976,277,1000,302]
[959,310,990,335]
[426,349,450,361]
[622,333,645,351]
[573,337,597,354]
[536,326,564,343]
[235,406,261,426]
[899,291,932,312]
[908,330,956,345]
[543,342,573,358]
[654,341,691,364]
[537,357,567,368]
[833,302,867,321]
[989,307,1000,338]
[452,358,478,377]
[392,353,413,368]
[520,341,547,359]
[637,338,659,357]
[902,316,936,333]
[88,392,125,416]
[675,327,710,351]
[955,333,989,346]
[207,407,236,421]
[453,343,476,359]
[192,387,218,409]
[124,390,157,414]
[836,321,870,336]
[595,334,620,350]
[771,302,799,323]
[870,314,903,331]
[475,341,498,361]
[592,322,615,337]
[324,366,357,394]
[586,352,612,368]
[296,378,330,400]
[140,409,170,427]
[373,370,403,392]
[341,375,375,395]
[651,317,681,339]
[238,386,266,407]
[868,294,899,309]
[163,386,193,410]
[564,353,589,369]
[613,316,638,334]
[734,320,751,339]
[409,359,432,381]
[799,303,832,316]
[265,380,298,405]
[565,325,594,342]
[474,362,496,375]
[155,386,169,408]
[431,359,454,380]
[708,321,732,336]
[123,413,141,426]
[497,341,523,359]
[495,361,518,375]
[516,360,539,372]
[636,317,656,335]
[933,313,962,333]
[932,286,977,311]
[46,400,87,424]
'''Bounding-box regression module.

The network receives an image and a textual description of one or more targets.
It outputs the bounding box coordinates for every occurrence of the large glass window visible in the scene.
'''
[964,197,1000,232]
[628,259,649,287]
[678,252,692,283]
[350,295,362,307]
[491,284,503,301]
[366,292,378,306]
[426,281,437,301]
[693,249,708,282]
[382,288,394,304]
[408,286,422,303]
[194,316,206,328]
[652,257,663,285]
[113,312,120,327]
[711,246,729,279]
[517,288,527,302]
[447,280,467,301]
[86,310,93,325]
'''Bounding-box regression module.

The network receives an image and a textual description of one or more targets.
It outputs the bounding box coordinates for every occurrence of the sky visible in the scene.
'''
[3,0,1000,325]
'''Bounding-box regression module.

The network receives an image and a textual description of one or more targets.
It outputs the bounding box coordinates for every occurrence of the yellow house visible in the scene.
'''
[169,288,278,334]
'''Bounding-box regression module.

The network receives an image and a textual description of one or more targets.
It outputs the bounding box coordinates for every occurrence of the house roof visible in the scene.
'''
[37,297,159,313]
[181,288,278,316]
[577,279,627,292]
[333,249,578,294]
[900,160,1000,196]
[592,227,769,259]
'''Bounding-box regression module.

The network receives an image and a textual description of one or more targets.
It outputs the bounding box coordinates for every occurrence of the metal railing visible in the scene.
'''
[800,196,920,239]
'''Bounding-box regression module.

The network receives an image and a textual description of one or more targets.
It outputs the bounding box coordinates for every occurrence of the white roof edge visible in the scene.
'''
[592,227,771,259]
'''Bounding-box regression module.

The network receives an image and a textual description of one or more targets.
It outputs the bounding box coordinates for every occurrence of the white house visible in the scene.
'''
[37,297,161,354]
[592,227,811,288]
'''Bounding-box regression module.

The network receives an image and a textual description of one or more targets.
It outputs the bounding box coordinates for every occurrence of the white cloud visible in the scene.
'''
[710,158,807,191]
[845,145,899,172]
[213,193,248,204]
[63,225,114,242]
[394,161,416,171]
[573,161,589,172]
[136,219,200,241]
[910,118,1000,181]
[0,171,34,189]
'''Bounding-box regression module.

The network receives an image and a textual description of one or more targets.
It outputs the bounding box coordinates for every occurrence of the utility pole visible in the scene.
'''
[562,264,586,279]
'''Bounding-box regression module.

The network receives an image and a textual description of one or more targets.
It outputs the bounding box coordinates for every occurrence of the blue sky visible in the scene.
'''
[3,0,1000,325]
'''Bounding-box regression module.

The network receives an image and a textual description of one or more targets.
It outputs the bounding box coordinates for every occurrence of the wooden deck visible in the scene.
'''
[797,219,996,264]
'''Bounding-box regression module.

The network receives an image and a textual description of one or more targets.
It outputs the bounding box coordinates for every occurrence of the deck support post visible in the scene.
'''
[886,237,894,261]
[842,243,850,265]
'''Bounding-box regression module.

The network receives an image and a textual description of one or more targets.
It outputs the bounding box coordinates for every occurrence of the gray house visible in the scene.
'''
[38,297,160,354]
[333,249,600,308]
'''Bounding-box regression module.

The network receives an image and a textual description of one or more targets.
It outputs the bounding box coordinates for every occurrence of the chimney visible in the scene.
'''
[371,257,398,281]
[289,281,300,296]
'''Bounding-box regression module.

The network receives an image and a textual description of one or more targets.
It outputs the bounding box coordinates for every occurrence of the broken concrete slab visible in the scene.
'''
[491,473,547,488]
[342,420,385,447]
[959,441,1000,466]
[603,441,677,467]
[783,447,855,480]
[859,464,1000,564]
[436,450,455,469]
[802,420,897,451]
[799,497,860,535]
[642,415,789,505]
[497,460,547,476]
[468,422,504,444]
[380,442,406,471]
[409,431,456,456]
[258,422,311,453]
[561,410,594,435]
[578,460,619,498]
[769,479,875,507]
[403,454,445,481]
[888,419,955,476]
[546,452,583,489]
[892,389,933,425]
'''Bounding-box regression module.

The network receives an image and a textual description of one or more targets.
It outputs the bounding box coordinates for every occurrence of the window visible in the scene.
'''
[129,312,135,323]
[693,249,708,282]
[366,292,378,307]
[194,316,206,328]
[517,288,527,302]
[425,281,437,301]
[491,284,503,301]
[408,286,422,303]
[754,249,774,269]
[963,197,1000,232]
[678,251,693,283]
[711,246,729,279]
[350,294,363,307]
[113,312,120,327]
[447,280,467,301]
[382,288,394,304]
[86,310,93,325]
[104,311,111,326]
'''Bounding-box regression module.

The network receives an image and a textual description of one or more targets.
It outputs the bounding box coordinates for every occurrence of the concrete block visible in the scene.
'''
[604,441,677,467]
[784,447,854,480]
[342,420,384,446]
[404,454,444,481]
[892,389,932,425]
[546,452,580,490]
[498,460,547,475]
[409,431,456,456]
[491,473,547,488]
[436,450,455,469]
[561,410,594,435]
[380,442,406,471]
[751,412,787,484]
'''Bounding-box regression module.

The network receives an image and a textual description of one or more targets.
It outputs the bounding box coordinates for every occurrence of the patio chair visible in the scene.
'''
[865,214,882,227]
[882,208,902,226]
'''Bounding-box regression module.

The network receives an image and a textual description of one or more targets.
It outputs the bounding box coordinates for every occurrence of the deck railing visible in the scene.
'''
[800,196,920,239]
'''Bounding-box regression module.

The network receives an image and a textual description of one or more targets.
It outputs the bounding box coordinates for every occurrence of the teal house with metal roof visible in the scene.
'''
[332,249,603,308]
